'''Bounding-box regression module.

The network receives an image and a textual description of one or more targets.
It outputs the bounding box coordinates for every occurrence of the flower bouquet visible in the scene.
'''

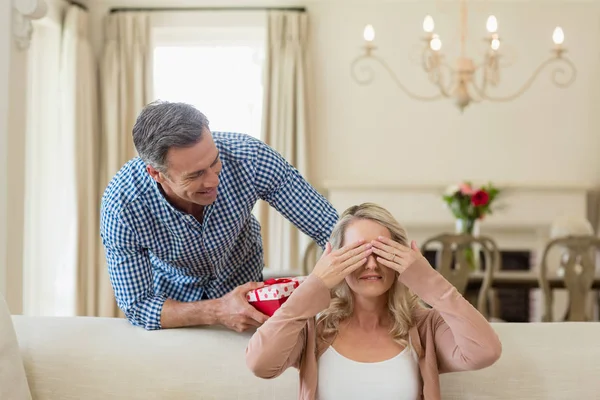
[442,182,500,269]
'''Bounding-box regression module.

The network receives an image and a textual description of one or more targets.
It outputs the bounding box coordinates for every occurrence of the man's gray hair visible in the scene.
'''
[132,100,210,172]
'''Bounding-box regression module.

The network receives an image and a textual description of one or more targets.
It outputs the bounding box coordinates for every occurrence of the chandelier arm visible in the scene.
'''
[470,62,489,100]
[433,61,457,98]
[480,54,491,94]
[472,54,500,72]
[480,56,577,102]
[469,78,488,102]
[421,47,457,98]
[428,62,455,97]
[421,47,435,72]
[351,54,445,101]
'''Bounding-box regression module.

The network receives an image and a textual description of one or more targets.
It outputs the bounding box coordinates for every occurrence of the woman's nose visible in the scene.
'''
[365,254,378,270]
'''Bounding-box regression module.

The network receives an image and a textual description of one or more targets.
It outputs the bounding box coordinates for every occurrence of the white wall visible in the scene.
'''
[1,0,57,312]
[0,0,10,298]
[1,5,33,313]
[87,0,600,192]
[308,0,600,189]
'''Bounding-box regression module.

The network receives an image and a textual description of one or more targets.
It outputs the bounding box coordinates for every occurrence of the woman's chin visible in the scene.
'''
[347,277,395,298]
[352,286,390,299]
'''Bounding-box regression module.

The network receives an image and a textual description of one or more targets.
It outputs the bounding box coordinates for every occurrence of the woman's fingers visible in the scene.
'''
[321,238,416,282]
[340,247,372,270]
[377,236,408,249]
[338,242,372,263]
[342,256,369,275]
[410,240,421,254]
[379,236,410,251]
[372,247,395,261]
[376,257,402,273]
[332,239,365,258]
[371,238,406,258]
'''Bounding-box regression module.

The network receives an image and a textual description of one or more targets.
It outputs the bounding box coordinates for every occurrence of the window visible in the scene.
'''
[152,12,266,139]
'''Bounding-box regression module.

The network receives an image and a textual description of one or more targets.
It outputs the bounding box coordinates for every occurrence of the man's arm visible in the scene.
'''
[160,299,217,328]
[101,207,267,330]
[161,280,268,331]
[254,141,339,248]
[101,207,185,329]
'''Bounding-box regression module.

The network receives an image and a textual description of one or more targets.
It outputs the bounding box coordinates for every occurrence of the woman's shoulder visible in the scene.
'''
[412,304,443,331]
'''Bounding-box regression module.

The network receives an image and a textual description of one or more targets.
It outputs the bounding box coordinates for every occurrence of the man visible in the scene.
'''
[100,101,338,332]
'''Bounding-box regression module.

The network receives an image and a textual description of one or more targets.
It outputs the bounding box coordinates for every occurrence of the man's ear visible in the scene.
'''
[146,165,163,183]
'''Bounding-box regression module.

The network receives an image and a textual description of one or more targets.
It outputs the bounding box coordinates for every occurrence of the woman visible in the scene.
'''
[246,203,502,399]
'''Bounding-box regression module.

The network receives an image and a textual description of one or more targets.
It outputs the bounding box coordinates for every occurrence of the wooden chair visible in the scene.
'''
[302,241,322,275]
[421,233,501,320]
[539,235,600,322]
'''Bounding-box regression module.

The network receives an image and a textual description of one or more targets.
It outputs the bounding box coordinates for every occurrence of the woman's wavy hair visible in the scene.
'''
[315,203,421,346]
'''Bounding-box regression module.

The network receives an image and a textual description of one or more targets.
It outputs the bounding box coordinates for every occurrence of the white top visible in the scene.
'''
[316,339,421,400]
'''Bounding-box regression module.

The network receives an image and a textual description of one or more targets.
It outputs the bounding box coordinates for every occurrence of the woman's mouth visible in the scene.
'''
[359,275,382,281]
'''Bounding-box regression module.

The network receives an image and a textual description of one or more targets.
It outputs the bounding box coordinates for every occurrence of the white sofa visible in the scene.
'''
[9,315,600,399]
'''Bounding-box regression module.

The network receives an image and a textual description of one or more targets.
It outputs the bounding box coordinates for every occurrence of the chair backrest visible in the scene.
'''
[538,235,600,322]
[421,233,500,319]
[302,241,322,275]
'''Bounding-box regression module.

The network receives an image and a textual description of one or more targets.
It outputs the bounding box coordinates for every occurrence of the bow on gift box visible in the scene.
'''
[263,278,301,289]
[264,278,292,284]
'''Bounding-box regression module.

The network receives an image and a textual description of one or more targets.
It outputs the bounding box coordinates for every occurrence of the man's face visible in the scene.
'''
[148,130,222,207]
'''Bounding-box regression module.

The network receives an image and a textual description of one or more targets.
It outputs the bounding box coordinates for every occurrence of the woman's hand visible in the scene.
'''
[311,240,373,289]
[371,237,423,276]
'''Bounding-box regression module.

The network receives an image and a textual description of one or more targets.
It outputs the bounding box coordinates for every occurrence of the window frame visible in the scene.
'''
[150,10,267,140]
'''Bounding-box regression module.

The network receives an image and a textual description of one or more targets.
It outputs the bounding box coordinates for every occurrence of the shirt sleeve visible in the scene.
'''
[254,140,339,248]
[100,207,167,330]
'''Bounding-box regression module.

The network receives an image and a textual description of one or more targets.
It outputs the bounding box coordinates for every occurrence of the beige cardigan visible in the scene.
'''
[245,257,502,399]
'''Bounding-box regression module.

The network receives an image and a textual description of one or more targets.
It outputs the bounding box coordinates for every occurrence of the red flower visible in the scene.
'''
[471,190,490,206]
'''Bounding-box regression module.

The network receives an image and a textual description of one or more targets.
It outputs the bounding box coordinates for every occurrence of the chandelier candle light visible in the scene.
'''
[352,1,576,111]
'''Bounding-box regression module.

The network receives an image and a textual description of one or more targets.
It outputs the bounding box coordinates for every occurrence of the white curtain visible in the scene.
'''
[23,4,99,316]
[61,6,101,317]
[23,12,69,316]
[259,11,311,273]
[98,12,152,317]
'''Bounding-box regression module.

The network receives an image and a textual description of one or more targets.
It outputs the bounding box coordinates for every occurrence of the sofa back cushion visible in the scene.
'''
[11,316,600,400]
[12,316,297,400]
[440,322,600,399]
[0,295,31,400]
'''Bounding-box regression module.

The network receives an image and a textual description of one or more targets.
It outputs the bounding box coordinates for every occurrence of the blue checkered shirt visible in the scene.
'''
[100,132,338,330]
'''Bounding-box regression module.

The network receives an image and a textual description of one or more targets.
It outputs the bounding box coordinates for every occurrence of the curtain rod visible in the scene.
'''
[109,6,306,14]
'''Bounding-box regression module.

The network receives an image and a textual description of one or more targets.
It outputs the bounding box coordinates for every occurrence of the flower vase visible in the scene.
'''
[455,218,481,271]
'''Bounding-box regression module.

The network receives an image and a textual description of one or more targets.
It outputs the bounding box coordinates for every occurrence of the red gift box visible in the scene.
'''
[246,277,307,316]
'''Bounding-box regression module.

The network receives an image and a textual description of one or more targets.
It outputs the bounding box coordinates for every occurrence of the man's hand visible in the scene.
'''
[215,281,270,333]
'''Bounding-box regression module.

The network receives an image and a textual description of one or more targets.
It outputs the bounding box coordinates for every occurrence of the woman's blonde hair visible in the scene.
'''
[316,203,420,346]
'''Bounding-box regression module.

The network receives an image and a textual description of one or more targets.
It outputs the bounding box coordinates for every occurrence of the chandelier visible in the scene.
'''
[350,0,577,112]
